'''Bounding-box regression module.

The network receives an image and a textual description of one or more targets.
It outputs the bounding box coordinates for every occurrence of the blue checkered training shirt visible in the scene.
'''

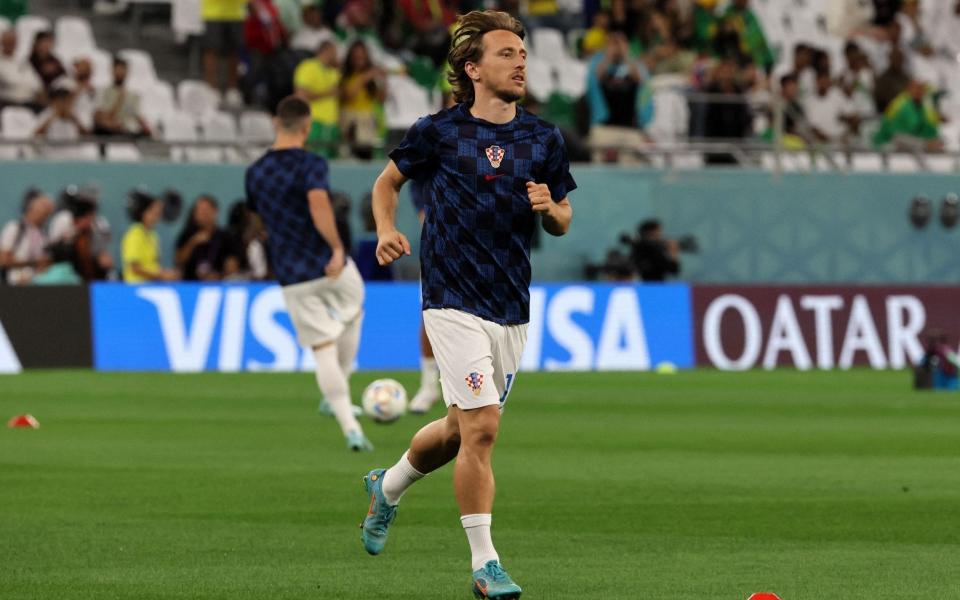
[245,148,332,286]
[390,104,577,325]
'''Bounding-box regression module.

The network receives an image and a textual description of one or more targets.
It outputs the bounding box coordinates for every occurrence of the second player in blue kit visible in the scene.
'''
[360,10,576,599]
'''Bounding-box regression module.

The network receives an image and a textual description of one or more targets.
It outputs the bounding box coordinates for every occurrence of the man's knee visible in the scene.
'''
[458,405,500,449]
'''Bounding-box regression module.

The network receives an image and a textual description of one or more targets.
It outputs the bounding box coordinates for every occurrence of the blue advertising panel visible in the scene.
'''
[91,282,693,372]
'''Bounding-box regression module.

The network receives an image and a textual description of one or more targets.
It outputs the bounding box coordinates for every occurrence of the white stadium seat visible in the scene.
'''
[384,74,435,130]
[177,79,221,118]
[139,80,177,132]
[119,48,158,91]
[88,48,114,88]
[43,142,99,161]
[523,54,555,102]
[239,111,273,143]
[850,153,884,172]
[888,154,921,173]
[162,112,198,162]
[105,143,143,162]
[54,16,96,61]
[1,106,38,140]
[197,111,242,163]
[925,155,957,173]
[555,57,587,99]
[531,28,568,64]
[239,110,274,158]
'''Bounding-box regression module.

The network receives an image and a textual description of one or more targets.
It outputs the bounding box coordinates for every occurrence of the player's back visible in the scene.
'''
[245,148,332,286]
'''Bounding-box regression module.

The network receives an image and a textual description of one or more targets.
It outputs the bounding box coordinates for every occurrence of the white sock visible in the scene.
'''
[313,344,362,437]
[461,514,499,572]
[381,450,425,505]
[337,314,363,380]
[418,357,440,395]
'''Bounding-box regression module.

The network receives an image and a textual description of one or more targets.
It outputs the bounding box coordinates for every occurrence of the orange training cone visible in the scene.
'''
[7,414,39,429]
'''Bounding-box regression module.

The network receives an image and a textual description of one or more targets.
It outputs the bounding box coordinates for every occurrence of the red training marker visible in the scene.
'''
[7,414,39,429]
[748,594,782,600]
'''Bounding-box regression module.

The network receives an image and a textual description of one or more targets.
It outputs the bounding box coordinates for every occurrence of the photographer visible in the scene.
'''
[48,187,114,282]
[629,219,682,282]
[0,190,55,285]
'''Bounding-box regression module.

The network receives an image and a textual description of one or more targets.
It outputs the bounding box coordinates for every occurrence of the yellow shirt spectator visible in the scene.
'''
[122,223,161,283]
[202,0,247,22]
[342,74,376,113]
[295,59,341,125]
[582,27,608,55]
[528,0,558,17]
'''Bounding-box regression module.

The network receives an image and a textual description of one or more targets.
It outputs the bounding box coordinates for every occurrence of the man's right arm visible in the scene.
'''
[372,160,412,266]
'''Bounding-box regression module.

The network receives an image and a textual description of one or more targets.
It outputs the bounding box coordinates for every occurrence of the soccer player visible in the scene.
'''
[245,96,373,452]
[361,11,575,599]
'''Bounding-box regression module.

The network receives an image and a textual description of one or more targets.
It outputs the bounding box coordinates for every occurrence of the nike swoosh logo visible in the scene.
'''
[484,174,506,181]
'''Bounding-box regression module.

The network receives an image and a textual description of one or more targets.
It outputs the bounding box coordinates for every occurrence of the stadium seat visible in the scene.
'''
[162,112,199,162]
[239,111,273,158]
[555,57,587,99]
[105,143,143,162]
[15,15,52,62]
[54,16,97,61]
[43,142,99,161]
[648,76,691,143]
[384,74,435,130]
[531,28,568,64]
[764,151,812,171]
[119,48,158,91]
[924,155,956,173]
[239,111,274,144]
[198,111,241,163]
[88,48,114,88]
[1,106,37,140]
[888,154,921,173]
[139,80,177,132]
[849,153,884,172]
[177,80,221,118]
[524,54,555,102]
[171,0,204,42]
[670,152,705,170]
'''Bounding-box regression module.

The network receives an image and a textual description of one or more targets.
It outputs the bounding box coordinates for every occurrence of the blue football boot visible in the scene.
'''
[360,468,396,555]
[472,560,522,599]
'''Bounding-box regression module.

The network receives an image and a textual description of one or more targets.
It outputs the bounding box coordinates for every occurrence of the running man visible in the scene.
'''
[360,11,575,598]
[245,96,373,452]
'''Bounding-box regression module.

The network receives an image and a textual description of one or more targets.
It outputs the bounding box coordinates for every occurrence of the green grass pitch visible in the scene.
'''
[1,370,958,599]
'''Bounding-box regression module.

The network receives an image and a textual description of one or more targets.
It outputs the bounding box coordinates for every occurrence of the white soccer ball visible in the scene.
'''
[362,379,408,423]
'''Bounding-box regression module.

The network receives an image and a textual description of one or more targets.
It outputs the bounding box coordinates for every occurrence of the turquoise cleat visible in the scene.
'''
[472,561,522,599]
[346,430,374,452]
[360,468,396,555]
[319,399,362,417]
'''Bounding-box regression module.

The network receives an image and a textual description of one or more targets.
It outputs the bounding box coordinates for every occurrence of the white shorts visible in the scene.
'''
[281,259,364,348]
[423,308,528,411]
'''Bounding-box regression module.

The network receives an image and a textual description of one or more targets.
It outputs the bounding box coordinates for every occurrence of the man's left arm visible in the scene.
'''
[527,183,572,236]
[531,126,577,236]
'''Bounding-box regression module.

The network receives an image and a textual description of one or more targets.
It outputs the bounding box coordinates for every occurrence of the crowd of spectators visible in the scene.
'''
[0,24,153,152]
[0,185,271,286]
[2,0,959,161]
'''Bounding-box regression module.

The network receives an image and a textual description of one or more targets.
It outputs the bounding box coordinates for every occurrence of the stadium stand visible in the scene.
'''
[0,0,957,171]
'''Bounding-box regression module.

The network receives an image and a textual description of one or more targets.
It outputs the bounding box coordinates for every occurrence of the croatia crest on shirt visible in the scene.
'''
[485,145,504,168]
[465,371,484,396]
